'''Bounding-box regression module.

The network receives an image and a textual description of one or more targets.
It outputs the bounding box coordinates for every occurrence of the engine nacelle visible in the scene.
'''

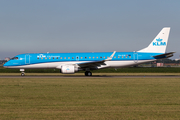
[61,65,76,74]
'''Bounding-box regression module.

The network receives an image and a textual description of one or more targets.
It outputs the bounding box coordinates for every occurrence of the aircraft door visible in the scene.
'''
[133,52,138,63]
[25,54,30,64]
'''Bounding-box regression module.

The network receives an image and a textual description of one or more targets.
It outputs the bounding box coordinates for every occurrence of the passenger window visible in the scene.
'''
[41,58,43,59]
[118,56,120,58]
[37,58,39,59]
[89,57,91,59]
[53,57,54,59]
[49,57,51,59]
[60,57,62,59]
[57,57,58,59]
[85,57,87,59]
[64,57,66,59]
[81,57,82,59]
[96,57,98,59]
[114,56,116,58]
[72,57,74,59]
[93,57,94,59]
[100,57,102,58]
[103,57,105,58]
[122,56,123,58]
[45,58,47,59]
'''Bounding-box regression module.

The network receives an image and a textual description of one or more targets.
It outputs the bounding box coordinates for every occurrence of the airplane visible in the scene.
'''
[3,27,175,76]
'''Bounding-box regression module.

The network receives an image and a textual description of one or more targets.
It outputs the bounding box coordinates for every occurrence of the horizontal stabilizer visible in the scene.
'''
[153,52,175,59]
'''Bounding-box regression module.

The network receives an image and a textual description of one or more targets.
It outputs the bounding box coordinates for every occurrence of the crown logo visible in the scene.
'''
[156,38,163,42]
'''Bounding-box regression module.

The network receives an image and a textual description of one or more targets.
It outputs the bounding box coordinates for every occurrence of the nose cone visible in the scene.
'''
[3,62,9,68]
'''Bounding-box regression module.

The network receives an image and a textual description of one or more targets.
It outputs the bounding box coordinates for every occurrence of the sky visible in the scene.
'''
[0,0,180,59]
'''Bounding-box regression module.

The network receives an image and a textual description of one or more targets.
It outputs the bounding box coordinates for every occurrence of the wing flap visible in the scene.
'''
[78,60,105,68]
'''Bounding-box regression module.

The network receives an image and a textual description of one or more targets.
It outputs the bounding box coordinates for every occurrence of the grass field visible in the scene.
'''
[0,78,180,120]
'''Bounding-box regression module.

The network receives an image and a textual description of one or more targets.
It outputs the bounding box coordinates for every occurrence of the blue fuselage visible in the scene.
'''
[4,52,162,68]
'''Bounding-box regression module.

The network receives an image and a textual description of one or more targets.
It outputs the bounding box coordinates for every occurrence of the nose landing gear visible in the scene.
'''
[20,69,25,76]
[21,72,25,76]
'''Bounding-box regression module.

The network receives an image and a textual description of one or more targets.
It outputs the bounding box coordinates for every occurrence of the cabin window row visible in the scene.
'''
[37,55,131,59]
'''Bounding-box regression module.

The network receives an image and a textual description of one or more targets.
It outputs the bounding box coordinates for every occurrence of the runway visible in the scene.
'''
[1,75,180,78]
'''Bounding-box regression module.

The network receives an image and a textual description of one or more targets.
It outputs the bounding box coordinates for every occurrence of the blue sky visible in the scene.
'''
[0,0,180,59]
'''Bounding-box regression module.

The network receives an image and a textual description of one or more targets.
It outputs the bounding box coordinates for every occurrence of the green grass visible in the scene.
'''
[0,78,180,119]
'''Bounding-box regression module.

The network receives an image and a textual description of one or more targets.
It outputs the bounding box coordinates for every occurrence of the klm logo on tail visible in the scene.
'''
[153,38,166,46]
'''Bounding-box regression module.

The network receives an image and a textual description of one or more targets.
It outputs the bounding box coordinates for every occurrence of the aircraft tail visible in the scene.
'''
[138,27,170,53]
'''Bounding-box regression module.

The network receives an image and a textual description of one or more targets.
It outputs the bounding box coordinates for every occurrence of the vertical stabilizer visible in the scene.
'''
[138,27,170,53]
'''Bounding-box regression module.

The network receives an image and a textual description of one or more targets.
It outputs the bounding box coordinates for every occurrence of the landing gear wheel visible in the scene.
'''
[85,71,88,76]
[85,71,92,76]
[21,73,25,76]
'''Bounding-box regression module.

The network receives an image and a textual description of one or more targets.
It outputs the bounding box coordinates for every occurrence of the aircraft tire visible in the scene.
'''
[85,71,92,76]
[85,71,88,76]
[21,73,25,76]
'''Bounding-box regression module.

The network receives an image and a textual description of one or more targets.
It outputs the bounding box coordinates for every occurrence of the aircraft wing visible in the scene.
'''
[77,60,106,68]
[153,52,175,59]
[77,51,116,68]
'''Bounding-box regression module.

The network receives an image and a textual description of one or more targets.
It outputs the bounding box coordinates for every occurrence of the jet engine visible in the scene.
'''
[61,65,77,74]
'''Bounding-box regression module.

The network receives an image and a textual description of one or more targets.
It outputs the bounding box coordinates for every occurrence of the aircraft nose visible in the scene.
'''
[3,62,9,68]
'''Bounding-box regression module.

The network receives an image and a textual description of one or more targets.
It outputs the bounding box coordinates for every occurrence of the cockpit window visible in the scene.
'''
[11,57,18,60]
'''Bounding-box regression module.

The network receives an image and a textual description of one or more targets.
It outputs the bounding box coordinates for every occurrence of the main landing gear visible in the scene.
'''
[85,71,92,76]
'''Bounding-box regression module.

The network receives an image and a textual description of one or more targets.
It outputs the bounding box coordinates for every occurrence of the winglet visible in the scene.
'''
[105,51,116,61]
